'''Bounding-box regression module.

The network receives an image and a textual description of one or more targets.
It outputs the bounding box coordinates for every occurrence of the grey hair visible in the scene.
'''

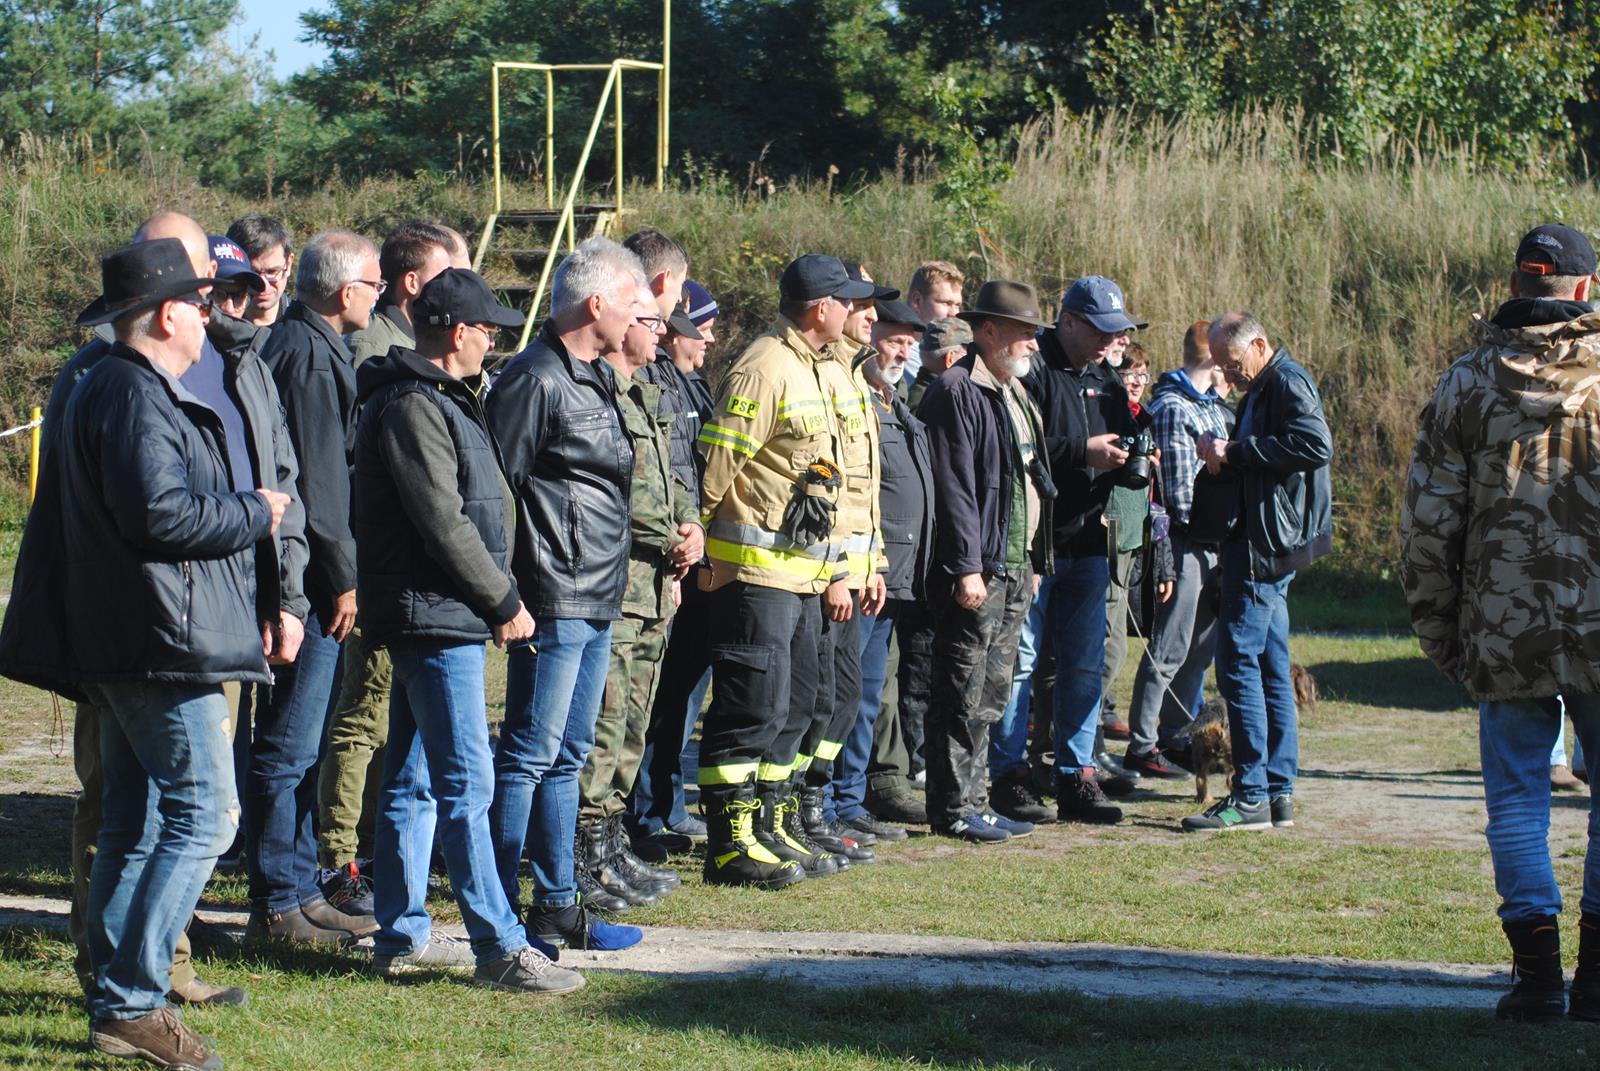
[550,236,644,318]
[1208,311,1268,355]
[296,230,378,303]
[112,306,158,343]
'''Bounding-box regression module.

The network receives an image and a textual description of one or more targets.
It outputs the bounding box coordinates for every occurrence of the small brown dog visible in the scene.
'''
[1178,665,1317,802]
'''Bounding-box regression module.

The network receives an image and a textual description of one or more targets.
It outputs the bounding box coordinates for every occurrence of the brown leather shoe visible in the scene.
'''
[90,1006,223,1070]
[167,975,248,1008]
[298,894,378,936]
[1553,765,1585,792]
[1102,720,1132,741]
[244,905,355,946]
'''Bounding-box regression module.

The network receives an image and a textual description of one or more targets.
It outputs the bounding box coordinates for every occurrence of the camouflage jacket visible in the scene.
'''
[614,371,698,619]
[1401,307,1600,701]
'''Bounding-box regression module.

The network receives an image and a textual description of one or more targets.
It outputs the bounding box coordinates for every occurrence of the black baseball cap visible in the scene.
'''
[873,298,925,331]
[843,260,900,301]
[1516,224,1597,277]
[667,307,702,339]
[779,254,876,302]
[414,268,525,329]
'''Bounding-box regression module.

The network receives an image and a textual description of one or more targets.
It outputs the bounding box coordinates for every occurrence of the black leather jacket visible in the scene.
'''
[1225,347,1334,580]
[486,324,633,620]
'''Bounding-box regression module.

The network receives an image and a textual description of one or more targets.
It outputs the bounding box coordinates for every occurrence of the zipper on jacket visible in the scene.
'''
[181,561,194,645]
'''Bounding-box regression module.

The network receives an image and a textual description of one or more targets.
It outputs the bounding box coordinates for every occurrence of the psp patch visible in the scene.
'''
[726,395,761,419]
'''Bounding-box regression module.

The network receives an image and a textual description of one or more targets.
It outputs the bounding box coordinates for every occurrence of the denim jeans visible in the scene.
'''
[1216,541,1297,804]
[1049,554,1110,770]
[491,618,611,911]
[832,599,900,821]
[83,682,236,1020]
[376,641,526,965]
[246,607,342,912]
[1480,696,1600,922]
[992,575,1055,777]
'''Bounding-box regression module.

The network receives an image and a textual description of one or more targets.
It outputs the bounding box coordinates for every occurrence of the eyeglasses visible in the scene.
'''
[255,265,290,283]
[175,294,215,318]
[464,322,498,343]
[351,279,388,296]
[634,314,665,332]
[1123,371,1150,382]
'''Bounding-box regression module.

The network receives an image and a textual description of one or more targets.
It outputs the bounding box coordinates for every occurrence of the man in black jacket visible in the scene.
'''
[2,239,288,1069]
[250,229,382,943]
[486,236,644,948]
[1018,275,1145,824]
[1182,313,1332,833]
[353,268,587,993]
[919,281,1054,842]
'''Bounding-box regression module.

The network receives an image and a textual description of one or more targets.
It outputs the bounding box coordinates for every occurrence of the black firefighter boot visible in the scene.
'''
[701,781,807,889]
[1496,915,1567,1023]
[1572,913,1600,1023]
[572,822,633,914]
[605,813,679,895]
[580,819,657,908]
[753,778,839,876]
[798,782,875,863]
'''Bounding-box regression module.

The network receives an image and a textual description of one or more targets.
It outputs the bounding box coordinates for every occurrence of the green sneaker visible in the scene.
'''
[1181,794,1271,832]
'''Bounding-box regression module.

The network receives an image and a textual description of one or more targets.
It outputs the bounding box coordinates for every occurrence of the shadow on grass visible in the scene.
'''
[0,792,71,896]
[1308,657,1470,712]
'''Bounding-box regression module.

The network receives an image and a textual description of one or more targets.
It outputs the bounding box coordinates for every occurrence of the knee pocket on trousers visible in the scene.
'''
[711,644,774,673]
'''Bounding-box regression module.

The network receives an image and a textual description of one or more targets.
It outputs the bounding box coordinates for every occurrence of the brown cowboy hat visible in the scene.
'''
[958,280,1047,329]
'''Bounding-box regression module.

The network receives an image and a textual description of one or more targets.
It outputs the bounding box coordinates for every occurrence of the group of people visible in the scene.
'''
[3,203,1351,1071]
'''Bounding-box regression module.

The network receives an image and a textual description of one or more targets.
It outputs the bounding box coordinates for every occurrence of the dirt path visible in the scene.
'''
[0,894,1513,1012]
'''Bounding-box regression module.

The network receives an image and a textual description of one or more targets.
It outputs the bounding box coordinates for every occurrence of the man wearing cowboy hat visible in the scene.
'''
[917,280,1055,842]
[0,237,290,1069]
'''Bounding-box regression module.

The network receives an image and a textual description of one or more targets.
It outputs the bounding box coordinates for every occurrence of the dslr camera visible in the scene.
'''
[1114,431,1156,490]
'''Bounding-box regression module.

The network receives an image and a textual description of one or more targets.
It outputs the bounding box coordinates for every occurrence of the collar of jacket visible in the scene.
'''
[285,300,355,359]
[538,320,617,390]
[773,316,839,365]
[107,340,223,420]
[1152,367,1220,405]
[206,310,268,361]
[354,345,477,405]
[376,304,415,342]
[1035,326,1116,383]
[1240,346,1291,397]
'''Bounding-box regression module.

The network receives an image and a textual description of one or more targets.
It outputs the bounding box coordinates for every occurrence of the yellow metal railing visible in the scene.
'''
[476,52,669,352]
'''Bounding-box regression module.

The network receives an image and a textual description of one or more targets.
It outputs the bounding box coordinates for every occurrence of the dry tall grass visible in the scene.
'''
[3,112,1594,576]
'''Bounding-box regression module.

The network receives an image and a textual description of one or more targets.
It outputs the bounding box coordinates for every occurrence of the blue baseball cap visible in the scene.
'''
[1060,275,1146,333]
[208,235,265,292]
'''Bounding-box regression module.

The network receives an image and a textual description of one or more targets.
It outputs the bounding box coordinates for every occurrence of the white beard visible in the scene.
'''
[1007,354,1033,379]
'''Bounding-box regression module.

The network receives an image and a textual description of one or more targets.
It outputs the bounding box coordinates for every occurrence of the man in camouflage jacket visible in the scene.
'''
[1401,223,1600,1025]
[576,292,705,909]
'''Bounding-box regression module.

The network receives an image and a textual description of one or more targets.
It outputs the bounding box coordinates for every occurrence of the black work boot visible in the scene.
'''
[990,768,1055,824]
[1572,913,1600,1023]
[579,820,656,907]
[753,778,839,876]
[605,813,679,895]
[1497,915,1567,1023]
[798,783,875,863]
[572,822,633,914]
[1056,768,1124,825]
[701,781,807,889]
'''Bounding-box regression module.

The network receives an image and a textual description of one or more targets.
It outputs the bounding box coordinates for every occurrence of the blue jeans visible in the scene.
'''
[83,682,236,1020]
[492,618,611,911]
[1050,554,1109,770]
[993,575,1055,777]
[832,600,901,821]
[1216,542,1297,804]
[1481,696,1600,922]
[375,641,526,965]
[245,608,342,912]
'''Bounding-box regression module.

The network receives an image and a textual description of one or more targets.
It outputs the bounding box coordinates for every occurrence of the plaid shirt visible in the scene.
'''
[1147,370,1232,525]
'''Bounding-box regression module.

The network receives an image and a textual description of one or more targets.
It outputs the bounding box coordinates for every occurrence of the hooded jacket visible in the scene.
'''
[1402,299,1600,701]
[352,347,520,644]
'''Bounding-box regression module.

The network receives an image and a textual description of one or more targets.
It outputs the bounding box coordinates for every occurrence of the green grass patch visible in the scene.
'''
[2,927,1596,1071]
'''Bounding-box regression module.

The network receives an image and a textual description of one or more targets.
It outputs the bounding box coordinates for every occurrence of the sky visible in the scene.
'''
[235,1,331,80]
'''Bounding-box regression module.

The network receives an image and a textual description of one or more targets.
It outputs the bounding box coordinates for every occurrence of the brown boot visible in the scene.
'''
[1552,765,1585,792]
[90,1005,223,1070]
[167,975,248,1008]
[244,905,354,946]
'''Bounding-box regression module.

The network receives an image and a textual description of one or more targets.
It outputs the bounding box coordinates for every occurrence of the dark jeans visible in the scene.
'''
[925,567,1032,824]
[246,607,342,912]
[632,571,713,833]
[834,599,902,820]
[894,601,934,778]
[1216,541,1296,804]
[805,591,862,793]
[697,581,819,787]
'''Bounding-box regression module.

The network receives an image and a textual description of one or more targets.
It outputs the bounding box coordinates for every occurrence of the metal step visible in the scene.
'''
[498,204,615,224]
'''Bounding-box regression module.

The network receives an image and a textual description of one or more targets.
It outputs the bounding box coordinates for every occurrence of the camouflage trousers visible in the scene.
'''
[70,682,241,995]
[315,627,390,868]
[578,612,673,821]
[924,565,1033,825]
